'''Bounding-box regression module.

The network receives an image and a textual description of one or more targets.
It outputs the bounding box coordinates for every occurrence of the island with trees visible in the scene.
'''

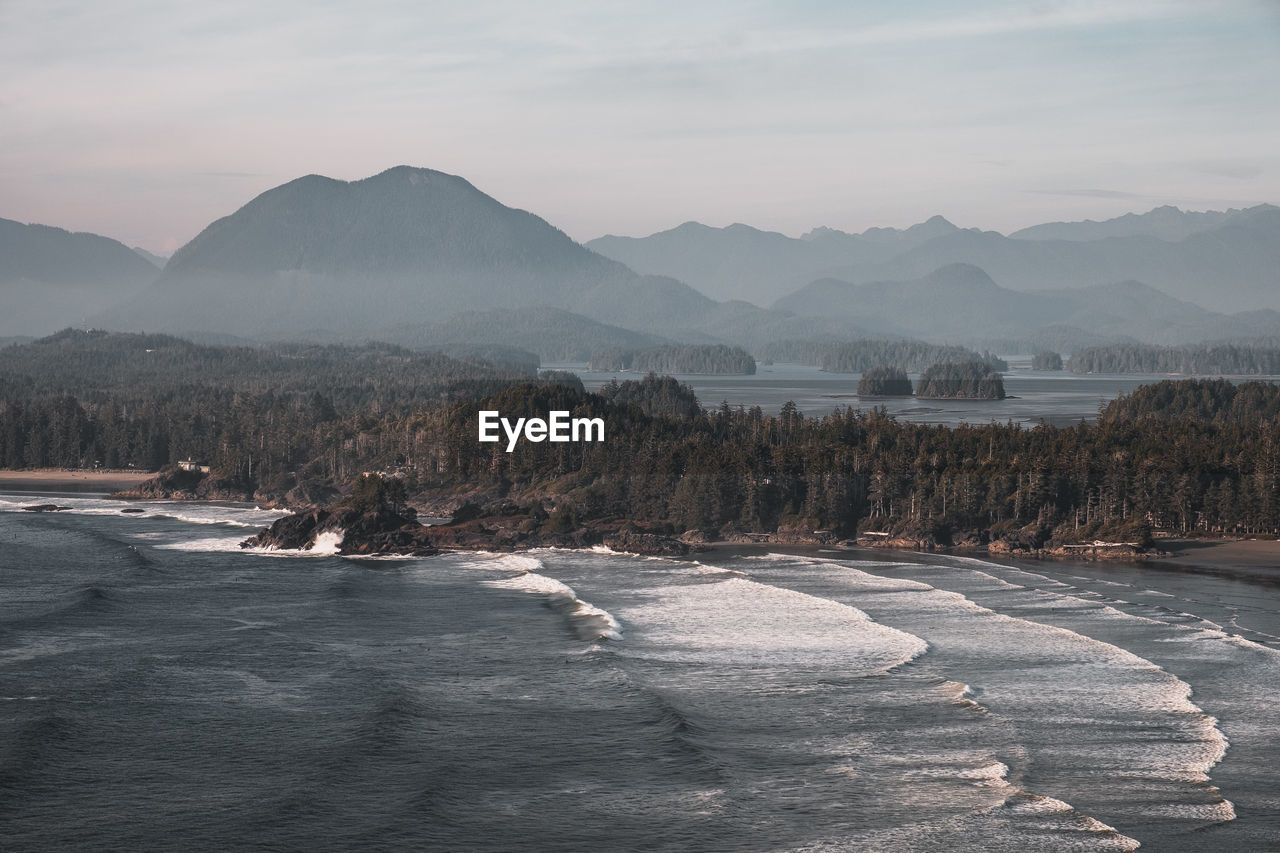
[915,360,1006,399]
[1068,343,1280,375]
[857,365,913,396]
[1032,351,1064,370]
[759,338,1006,373]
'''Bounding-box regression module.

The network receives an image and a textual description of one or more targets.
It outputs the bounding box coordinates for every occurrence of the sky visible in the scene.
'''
[2,0,1279,253]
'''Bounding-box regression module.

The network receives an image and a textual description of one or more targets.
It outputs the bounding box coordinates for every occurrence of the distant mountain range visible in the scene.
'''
[0,218,159,336]
[773,264,1280,350]
[5,172,1279,357]
[1008,204,1269,242]
[589,205,1280,313]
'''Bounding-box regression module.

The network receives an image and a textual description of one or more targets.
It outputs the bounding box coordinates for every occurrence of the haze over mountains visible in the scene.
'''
[588,205,1280,314]
[5,166,1279,358]
[0,218,159,336]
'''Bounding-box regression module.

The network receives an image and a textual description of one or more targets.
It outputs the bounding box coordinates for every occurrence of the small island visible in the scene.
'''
[1032,350,1064,371]
[857,365,913,396]
[916,360,1006,399]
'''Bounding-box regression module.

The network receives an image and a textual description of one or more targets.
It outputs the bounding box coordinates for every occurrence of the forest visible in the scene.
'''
[6,332,1280,546]
[1032,351,1064,371]
[915,361,1006,400]
[588,344,756,374]
[857,366,913,396]
[1069,343,1280,375]
[758,339,1007,373]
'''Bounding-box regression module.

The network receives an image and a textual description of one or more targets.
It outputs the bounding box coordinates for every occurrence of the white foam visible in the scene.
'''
[156,536,247,552]
[309,529,344,555]
[615,576,927,674]
[0,493,288,528]
[484,570,622,641]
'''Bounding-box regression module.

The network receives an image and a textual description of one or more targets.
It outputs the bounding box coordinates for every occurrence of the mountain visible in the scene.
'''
[773,263,1280,349]
[815,207,1280,313]
[586,221,864,305]
[592,206,1280,314]
[585,216,964,306]
[132,247,169,268]
[0,218,159,336]
[89,167,721,339]
[1010,204,1276,243]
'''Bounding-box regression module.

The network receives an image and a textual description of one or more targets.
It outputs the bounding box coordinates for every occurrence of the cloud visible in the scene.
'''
[1187,160,1265,180]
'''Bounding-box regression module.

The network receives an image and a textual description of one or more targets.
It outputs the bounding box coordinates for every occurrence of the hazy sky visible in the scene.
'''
[2,0,1278,252]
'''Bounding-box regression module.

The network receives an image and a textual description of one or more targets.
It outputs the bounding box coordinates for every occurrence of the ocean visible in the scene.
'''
[550,362,1280,427]
[3,492,1279,851]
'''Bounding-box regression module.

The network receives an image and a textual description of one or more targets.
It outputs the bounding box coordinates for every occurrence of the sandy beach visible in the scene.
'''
[1154,536,1280,570]
[0,469,154,492]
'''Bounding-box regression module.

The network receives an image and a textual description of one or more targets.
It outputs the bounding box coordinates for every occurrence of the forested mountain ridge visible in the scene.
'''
[0,218,159,337]
[0,329,547,409]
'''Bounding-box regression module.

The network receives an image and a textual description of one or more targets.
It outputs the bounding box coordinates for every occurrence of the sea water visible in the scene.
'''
[551,362,1280,426]
[3,494,1280,850]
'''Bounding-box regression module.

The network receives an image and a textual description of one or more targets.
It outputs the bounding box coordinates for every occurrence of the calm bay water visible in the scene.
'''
[4,494,1280,851]
[549,361,1280,426]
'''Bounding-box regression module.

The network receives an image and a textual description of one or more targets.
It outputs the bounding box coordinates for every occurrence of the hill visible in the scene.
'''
[0,218,159,336]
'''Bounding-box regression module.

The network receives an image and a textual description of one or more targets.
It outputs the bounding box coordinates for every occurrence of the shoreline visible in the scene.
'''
[4,477,1276,575]
[0,469,155,492]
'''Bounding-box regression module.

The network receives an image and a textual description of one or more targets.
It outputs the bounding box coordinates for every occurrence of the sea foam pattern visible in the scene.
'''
[740,553,1237,845]
[484,561,622,641]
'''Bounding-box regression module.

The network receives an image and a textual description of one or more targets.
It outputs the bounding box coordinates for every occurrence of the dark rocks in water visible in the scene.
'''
[602,530,690,556]
[241,505,437,556]
[421,517,693,556]
[120,507,145,513]
[22,503,70,512]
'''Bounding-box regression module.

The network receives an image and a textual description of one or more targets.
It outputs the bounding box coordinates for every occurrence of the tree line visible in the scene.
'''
[589,344,756,375]
[6,332,1280,544]
[1069,343,1280,375]
[757,338,1006,373]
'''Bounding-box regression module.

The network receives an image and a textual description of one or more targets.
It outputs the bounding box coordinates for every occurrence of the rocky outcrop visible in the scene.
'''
[114,468,255,502]
[240,505,437,556]
[601,530,690,556]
